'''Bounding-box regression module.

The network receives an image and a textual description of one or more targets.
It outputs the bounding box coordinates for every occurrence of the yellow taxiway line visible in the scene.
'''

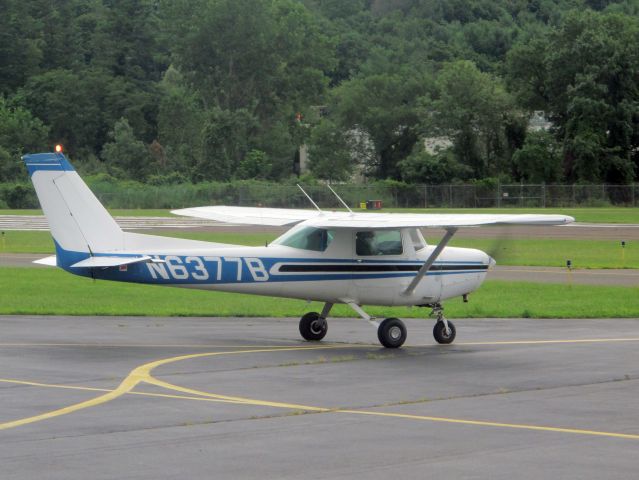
[2,341,639,440]
[0,345,340,431]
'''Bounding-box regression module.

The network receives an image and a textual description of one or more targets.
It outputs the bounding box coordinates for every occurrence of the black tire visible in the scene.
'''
[299,312,327,341]
[377,318,407,348]
[433,320,456,344]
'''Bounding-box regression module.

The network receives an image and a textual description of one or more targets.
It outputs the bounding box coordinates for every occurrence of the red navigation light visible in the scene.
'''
[55,144,63,153]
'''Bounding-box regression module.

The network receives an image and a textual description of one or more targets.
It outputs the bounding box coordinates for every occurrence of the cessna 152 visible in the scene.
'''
[25,151,574,348]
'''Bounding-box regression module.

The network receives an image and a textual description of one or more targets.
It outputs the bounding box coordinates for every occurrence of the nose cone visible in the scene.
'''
[488,255,496,268]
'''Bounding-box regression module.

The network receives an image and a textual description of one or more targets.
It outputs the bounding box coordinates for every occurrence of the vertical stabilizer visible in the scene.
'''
[23,152,124,254]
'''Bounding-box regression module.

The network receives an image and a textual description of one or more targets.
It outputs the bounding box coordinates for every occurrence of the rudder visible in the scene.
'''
[24,152,124,254]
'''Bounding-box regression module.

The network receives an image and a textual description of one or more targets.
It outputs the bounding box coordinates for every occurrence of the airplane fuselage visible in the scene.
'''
[56,242,491,306]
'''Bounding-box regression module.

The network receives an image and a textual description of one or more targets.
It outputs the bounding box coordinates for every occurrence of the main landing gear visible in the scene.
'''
[299,312,328,341]
[298,301,456,348]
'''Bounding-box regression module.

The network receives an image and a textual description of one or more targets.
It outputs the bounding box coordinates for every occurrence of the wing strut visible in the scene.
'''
[403,227,458,296]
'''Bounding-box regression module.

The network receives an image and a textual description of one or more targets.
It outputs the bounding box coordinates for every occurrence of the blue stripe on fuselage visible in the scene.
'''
[53,244,487,285]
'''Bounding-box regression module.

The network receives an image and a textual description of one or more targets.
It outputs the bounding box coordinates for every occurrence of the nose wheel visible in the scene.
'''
[433,319,456,344]
[431,304,456,344]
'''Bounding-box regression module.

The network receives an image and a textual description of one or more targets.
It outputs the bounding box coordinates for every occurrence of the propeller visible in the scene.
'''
[485,231,513,265]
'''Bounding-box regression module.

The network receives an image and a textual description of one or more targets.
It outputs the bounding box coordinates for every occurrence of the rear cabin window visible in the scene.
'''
[274,226,334,252]
[356,230,403,256]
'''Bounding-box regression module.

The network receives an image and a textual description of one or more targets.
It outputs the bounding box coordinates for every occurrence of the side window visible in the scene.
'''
[274,226,335,252]
[356,230,403,256]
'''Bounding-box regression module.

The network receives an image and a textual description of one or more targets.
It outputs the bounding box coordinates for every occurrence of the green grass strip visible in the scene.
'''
[448,238,637,269]
[1,268,637,318]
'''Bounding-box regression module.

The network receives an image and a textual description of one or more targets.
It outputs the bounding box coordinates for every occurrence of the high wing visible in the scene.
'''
[171,206,321,226]
[172,206,574,228]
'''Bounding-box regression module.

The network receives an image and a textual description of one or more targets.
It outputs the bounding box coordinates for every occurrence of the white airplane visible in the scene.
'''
[25,151,574,348]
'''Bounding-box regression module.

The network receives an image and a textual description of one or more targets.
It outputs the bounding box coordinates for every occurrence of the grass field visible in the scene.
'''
[2,207,639,223]
[1,230,636,268]
[0,267,637,318]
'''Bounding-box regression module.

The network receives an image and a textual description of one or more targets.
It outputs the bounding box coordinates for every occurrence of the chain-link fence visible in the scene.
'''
[5,180,634,210]
[91,183,639,209]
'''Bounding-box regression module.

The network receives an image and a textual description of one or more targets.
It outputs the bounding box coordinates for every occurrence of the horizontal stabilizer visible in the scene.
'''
[33,255,57,266]
[70,255,160,269]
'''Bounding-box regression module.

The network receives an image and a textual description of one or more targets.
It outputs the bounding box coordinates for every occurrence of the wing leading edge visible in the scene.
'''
[171,206,322,226]
[172,206,574,228]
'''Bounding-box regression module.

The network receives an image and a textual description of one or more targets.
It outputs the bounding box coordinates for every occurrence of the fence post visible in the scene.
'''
[424,185,427,209]
[497,182,501,208]
[633,183,636,207]
[542,183,546,208]
[572,184,576,206]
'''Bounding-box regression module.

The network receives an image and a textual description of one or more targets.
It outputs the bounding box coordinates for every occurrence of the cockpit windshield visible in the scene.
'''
[272,226,335,252]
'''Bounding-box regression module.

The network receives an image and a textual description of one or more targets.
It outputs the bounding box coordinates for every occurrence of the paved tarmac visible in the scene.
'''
[1,315,639,479]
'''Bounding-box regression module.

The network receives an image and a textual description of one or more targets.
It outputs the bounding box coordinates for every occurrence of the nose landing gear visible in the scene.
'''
[431,303,456,344]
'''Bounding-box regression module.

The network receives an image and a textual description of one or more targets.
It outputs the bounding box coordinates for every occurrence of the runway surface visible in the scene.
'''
[1,315,639,479]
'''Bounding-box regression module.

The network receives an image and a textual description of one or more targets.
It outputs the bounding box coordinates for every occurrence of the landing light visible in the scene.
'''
[55,144,63,153]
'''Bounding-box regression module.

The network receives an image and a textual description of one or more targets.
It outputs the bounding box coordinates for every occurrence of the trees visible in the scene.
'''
[427,60,515,179]
[101,118,152,180]
[1,0,639,190]
[508,10,639,183]
[512,130,563,183]
[0,98,49,181]
[157,0,335,180]
[307,119,353,181]
[331,68,431,179]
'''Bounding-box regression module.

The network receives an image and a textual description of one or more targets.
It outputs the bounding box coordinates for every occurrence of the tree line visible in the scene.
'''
[1,0,638,189]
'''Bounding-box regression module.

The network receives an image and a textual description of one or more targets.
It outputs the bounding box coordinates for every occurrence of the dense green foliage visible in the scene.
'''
[1,0,638,186]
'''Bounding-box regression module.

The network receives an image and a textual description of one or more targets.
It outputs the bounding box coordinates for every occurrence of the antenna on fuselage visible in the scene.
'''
[326,184,353,214]
[296,184,323,213]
